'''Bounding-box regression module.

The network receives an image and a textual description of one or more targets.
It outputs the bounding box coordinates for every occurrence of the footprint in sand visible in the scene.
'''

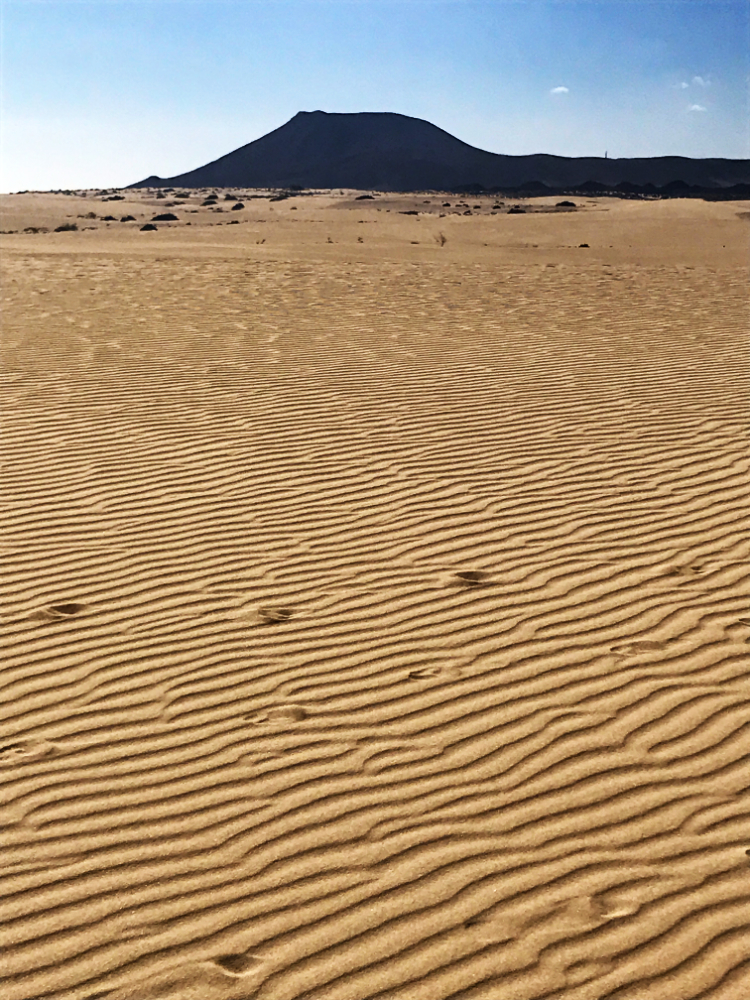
[408,665,462,680]
[452,570,490,587]
[0,740,57,763]
[99,956,269,999]
[611,639,666,656]
[212,954,266,977]
[257,606,295,624]
[245,705,309,724]
[29,602,89,622]
[667,562,705,579]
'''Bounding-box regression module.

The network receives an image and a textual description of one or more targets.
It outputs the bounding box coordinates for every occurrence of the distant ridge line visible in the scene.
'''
[129,110,750,194]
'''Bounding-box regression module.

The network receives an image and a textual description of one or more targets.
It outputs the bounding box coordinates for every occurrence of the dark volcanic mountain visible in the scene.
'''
[129,110,750,193]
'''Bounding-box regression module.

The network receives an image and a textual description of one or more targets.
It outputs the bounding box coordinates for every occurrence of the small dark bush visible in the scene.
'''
[152,213,178,222]
[103,195,125,201]
[102,215,116,221]
[175,192,191,198]
[507,206,525,214]
[442,202,451,207]
[120,215,136,222]
[463,210,473,215]
[355,194,374,200]
[579,243,590,247]
[269,194,289,202]
[231,202,244,210]
[140,224,158,231]
[400,210,419,215]
[556,201,576,208]
[54,222,78,232]
[202,198,217,206]
[156,192,166,199]
[224,193,238,200]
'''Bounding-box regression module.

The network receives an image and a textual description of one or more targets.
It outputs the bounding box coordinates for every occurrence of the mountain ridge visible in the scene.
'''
[129,110,750,192]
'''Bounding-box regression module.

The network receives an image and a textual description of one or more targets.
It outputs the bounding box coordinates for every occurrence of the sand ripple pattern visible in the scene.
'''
[2,254,750,1000]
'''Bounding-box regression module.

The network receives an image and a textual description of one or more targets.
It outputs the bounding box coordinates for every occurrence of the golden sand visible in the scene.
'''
[1,189,749,1000]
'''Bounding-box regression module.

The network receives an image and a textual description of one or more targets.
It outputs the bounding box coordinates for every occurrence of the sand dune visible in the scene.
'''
[1,190,749,1000]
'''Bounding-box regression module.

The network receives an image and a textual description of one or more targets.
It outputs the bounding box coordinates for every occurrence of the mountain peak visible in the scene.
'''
[128,110,750,191]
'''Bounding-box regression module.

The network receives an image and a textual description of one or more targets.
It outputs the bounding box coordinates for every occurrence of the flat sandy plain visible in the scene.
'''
[1,188,749,1000]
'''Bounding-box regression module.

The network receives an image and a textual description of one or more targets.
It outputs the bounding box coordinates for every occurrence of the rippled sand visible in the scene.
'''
[2,189,749,1000]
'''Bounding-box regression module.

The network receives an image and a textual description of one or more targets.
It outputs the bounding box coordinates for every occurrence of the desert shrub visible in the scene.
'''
[54,222,78,232]
[556,201,576,208]
[140,224,158,231]
[156,192,166,199]
[202,198,217,206]
[120,215,136,222]
[152,213,178,221]
[176,192,191,198]
[355,194,374,200]
[507,206,525,214]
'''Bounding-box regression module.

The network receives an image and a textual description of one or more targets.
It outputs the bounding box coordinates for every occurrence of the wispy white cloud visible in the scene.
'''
[678,81,689,89]
[688,104,707,112]
[550,86,569,95]
[691,75,710,87]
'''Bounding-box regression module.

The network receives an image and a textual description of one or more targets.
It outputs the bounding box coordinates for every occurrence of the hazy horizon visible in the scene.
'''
[2,0,748,192]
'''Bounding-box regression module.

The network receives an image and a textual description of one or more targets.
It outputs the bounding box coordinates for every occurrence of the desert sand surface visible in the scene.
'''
[1,189,749,1000]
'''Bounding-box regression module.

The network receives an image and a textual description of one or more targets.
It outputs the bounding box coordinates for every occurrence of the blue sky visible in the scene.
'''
[1,0,747,191]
